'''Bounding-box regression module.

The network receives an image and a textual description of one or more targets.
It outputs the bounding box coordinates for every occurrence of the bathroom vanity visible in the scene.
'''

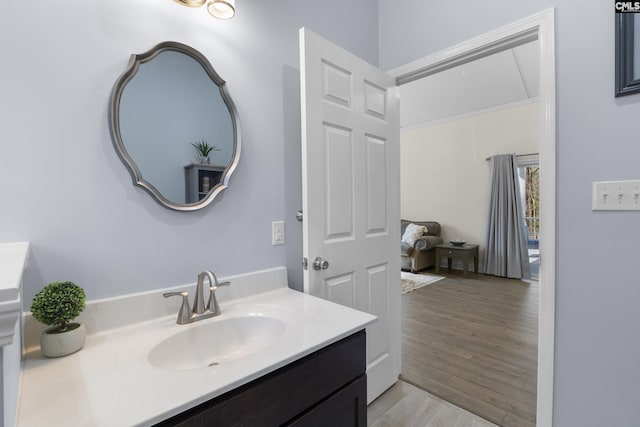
[157,331,366,426]
[17,268,376,427]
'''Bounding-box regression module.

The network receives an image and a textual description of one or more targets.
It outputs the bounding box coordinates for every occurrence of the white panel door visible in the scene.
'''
[299,28,401,404]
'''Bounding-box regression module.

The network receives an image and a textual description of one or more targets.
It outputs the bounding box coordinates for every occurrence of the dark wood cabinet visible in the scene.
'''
[184,163,225,203]
[155,330,366,427]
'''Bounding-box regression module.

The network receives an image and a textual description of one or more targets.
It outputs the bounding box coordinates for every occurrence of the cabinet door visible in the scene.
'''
[287,375,366,427]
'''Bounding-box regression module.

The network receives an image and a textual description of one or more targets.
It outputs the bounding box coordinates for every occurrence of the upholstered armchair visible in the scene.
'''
[401,220,443,273]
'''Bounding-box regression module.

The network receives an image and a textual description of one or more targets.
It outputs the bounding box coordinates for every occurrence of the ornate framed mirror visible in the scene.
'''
[109,41,241,211]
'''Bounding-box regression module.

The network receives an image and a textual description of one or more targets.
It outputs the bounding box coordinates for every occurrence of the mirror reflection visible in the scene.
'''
[110,42,240,211]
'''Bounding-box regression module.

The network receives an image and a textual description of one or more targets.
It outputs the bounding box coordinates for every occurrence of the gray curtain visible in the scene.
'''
[483,154,531,279]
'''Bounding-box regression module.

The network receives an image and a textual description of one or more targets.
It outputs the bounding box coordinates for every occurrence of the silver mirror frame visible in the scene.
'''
[109,41,241,211]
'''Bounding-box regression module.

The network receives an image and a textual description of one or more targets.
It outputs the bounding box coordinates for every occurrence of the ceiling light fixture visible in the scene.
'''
[175,0,235,20]
[207,0,235,19]
[175,0,206,7]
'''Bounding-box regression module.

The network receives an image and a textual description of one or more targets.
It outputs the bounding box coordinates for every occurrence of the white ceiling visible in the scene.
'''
[398,40,539,128]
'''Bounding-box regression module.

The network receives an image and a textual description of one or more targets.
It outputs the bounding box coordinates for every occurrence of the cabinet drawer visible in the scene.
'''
[441,248,464,257]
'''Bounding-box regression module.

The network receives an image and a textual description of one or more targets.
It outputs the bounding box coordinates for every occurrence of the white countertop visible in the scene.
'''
[17,286,376,426]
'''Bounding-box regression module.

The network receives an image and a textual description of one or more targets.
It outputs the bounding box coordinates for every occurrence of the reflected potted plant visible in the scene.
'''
[30,281,87,358]
[191,139,221,164]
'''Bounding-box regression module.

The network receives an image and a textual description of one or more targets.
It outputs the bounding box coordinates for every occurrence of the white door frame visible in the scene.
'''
[387,9,556,427]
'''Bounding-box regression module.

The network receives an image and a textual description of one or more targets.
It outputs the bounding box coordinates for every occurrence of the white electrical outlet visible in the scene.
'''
[592,180,640,210]
[272,221,285,245]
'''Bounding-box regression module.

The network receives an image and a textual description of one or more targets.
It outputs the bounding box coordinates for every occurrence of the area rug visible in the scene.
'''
[401,271,445,294]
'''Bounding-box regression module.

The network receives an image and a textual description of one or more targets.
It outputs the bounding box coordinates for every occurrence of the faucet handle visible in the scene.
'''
[206,281,231,315]
[213,281,231,289]
[163,291,192,324]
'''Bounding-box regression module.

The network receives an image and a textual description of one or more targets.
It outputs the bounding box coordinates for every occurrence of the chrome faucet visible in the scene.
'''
[193,271,214,314]
[163,271,231,324]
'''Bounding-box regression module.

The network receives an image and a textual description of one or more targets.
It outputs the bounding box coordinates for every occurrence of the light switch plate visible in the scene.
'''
[592,180,640,210]
[272,221,285,245]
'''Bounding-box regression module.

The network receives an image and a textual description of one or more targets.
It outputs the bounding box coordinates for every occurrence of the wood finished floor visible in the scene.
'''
[400,269,538,427]
[367,380,498,427]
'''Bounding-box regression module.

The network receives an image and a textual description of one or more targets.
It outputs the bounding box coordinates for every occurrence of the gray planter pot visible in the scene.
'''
[40,323,86,358]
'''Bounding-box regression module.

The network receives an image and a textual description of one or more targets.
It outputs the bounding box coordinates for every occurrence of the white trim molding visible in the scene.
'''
[389,9,557,427]
[0,242,29,347]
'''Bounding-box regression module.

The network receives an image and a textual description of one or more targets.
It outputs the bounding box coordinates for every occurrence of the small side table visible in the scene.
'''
[435,243,479,277]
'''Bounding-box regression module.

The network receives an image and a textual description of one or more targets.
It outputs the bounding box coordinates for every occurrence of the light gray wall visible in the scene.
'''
[380,1,640,425]
[0,0,378,305]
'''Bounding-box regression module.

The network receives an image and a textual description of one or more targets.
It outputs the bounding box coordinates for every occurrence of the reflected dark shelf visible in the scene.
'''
[184,163,226,203]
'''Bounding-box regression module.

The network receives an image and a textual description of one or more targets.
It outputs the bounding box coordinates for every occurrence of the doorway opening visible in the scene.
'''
[397,59,541,426]
[388,8,555,427]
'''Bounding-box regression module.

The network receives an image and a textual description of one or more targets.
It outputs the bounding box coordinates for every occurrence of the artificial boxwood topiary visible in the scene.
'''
[31,281,86,333]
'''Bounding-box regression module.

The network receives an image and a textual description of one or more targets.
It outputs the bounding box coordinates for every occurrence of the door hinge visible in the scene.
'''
[296,210,303,222]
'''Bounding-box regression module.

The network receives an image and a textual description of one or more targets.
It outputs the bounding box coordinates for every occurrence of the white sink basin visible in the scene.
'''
[148,314,287,370]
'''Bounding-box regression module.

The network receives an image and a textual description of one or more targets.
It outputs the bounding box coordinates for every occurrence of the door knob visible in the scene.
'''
[312,257,329,270]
